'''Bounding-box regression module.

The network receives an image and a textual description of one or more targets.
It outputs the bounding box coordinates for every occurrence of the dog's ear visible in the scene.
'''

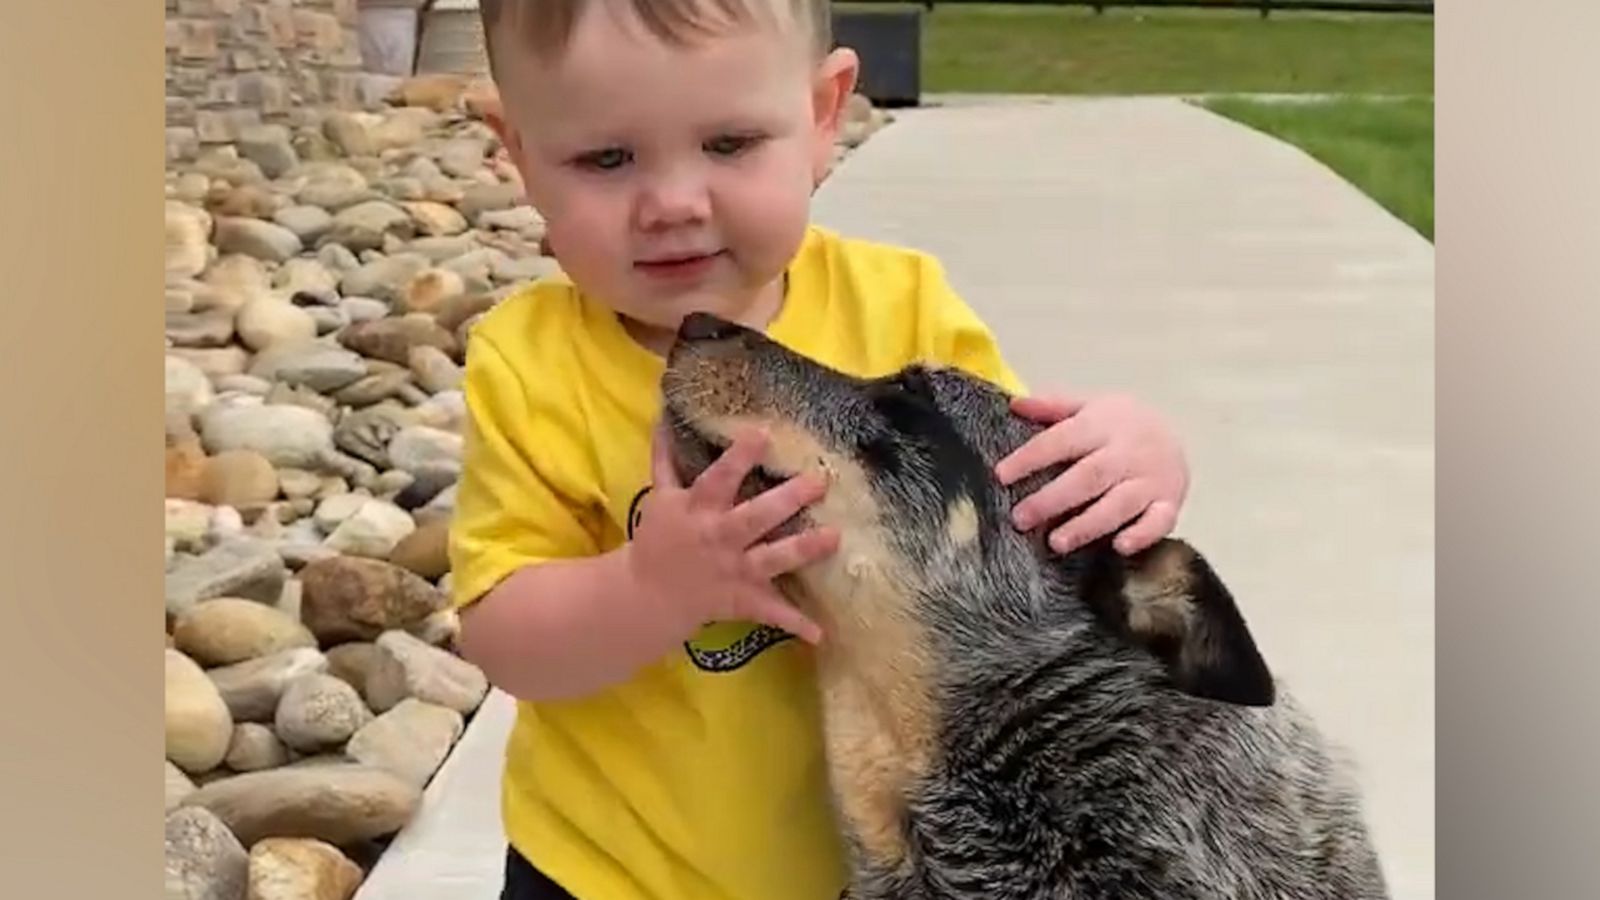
[1082,539,1276,706]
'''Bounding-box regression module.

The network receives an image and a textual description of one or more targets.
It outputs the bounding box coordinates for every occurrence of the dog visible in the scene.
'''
[660,312,1390,900]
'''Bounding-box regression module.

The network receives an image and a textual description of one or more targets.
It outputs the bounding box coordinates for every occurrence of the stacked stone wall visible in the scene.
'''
[166,0,383,159]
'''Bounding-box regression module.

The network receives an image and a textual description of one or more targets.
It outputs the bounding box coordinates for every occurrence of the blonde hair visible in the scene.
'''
[479,0,834,72]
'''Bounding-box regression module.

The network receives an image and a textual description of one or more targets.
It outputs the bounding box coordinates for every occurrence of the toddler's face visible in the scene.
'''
[490,4,856,345]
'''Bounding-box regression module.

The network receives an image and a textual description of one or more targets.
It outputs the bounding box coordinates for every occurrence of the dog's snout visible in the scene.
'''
[678,312,744,343]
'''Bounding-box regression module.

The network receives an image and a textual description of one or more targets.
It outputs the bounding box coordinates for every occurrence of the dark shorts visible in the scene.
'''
[500,844,851,899]
[500,846,578,900]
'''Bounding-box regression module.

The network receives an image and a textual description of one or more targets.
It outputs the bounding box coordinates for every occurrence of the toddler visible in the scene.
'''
[450,1,1191,898]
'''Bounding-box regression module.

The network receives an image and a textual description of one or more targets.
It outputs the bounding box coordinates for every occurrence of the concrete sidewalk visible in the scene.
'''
[357,97,1435,900]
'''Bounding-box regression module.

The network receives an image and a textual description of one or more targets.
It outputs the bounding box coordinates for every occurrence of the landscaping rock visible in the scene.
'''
[167,760,198,812]
[165,806,249,900]
[399,267,466,315]
[337,253,430,305]
[168,439,210,503]
[200,449,280,509]
[346,698,463,788]
[318,242,361,273]
[480,205,543,233]
[214,217,302,264]
[226,722,291,773]
[366,630,487,715]
[415,608,461,647]
[207,183,281,220]
[167,498,214,554]
[323,499,416,559]
[328,200,414,252]
[386,425,463,479]
[322,113,376,158]
[274,205,334,245]
[331,370,413,407]
[166,539,288,618]
[338,316,458,367]
[340,297,390,325]
[324,642,381,694]
[216,374,274,397]
[274,674,372,753]
[167,355,216,420]
[249,344,368,394]
[459,182,519,221]
[312,492,371,534]
[172,346,252,380]
[166,649,234,774]
[247,837,364,900]
[208,647,329,723]
[409,342,467,392]
[237,297,318,351]
[412,390,467,434]
[276,258,340,300]
[199,404,337,471]
[298,556,447,645]
[167,202,214,279]
[180,764,421,847]
[168,308,238,349]
[406,234,478,263]
[403,200,468,237]
[387,516,450,580]
[172,597,316,667]
[238,124,300,179]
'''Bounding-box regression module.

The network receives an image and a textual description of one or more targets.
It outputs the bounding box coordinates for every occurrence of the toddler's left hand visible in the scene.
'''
[994,392,1189,556]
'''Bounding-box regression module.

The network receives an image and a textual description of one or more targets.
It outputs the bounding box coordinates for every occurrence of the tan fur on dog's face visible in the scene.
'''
[661,320,946,864]
[660,313,1019,601]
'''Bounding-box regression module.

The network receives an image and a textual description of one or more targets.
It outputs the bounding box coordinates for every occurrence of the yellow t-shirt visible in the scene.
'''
[449,225,1024,900]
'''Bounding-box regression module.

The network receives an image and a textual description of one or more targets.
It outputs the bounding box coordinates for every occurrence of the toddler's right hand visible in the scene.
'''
[626,424,839,645]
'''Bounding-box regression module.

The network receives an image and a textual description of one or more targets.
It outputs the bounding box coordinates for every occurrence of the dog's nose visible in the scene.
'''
[678,312,743,343]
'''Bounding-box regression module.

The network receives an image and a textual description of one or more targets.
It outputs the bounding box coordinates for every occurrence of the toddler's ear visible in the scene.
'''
[475,87,535,206]
[810,47,860,182]
[465,79,506,134]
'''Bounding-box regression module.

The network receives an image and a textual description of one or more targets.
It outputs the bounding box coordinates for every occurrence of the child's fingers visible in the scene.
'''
[724,471,828,547]
[995,418,1102,487]
[1011,449,1120,530]
[690,427,768,509]
[649,422,683,491]
[1010,393,1088,424]
[743,586,824,645]
[745,525,841,580]
[1047,481,1149,555]
[1111,500,1179,556]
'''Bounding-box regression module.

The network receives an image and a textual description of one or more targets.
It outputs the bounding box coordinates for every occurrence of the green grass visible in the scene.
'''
[876,5,1434,96]
[836,4,1435,239]
[1199,95,1434,238]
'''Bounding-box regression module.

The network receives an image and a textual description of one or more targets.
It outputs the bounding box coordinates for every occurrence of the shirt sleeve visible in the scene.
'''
[447,330,602,611]
[915,253,1029,396]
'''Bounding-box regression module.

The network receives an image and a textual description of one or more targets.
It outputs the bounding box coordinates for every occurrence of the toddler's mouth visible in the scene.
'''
[635,249,726,277]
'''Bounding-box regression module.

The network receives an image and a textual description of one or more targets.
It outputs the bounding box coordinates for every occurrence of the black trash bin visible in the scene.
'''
[831,7,923,107]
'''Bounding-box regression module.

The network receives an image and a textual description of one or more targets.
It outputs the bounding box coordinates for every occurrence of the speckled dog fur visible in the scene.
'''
[661,313,1389,900]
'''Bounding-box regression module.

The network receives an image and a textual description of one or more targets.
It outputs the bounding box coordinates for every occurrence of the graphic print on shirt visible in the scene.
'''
[626,484,794,673]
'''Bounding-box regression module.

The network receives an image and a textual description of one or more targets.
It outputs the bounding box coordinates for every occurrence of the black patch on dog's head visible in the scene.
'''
[862,366,1001,557]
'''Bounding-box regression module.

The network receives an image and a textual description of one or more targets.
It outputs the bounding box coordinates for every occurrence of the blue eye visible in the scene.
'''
[705,134,761,157]
[575,147,631,171]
